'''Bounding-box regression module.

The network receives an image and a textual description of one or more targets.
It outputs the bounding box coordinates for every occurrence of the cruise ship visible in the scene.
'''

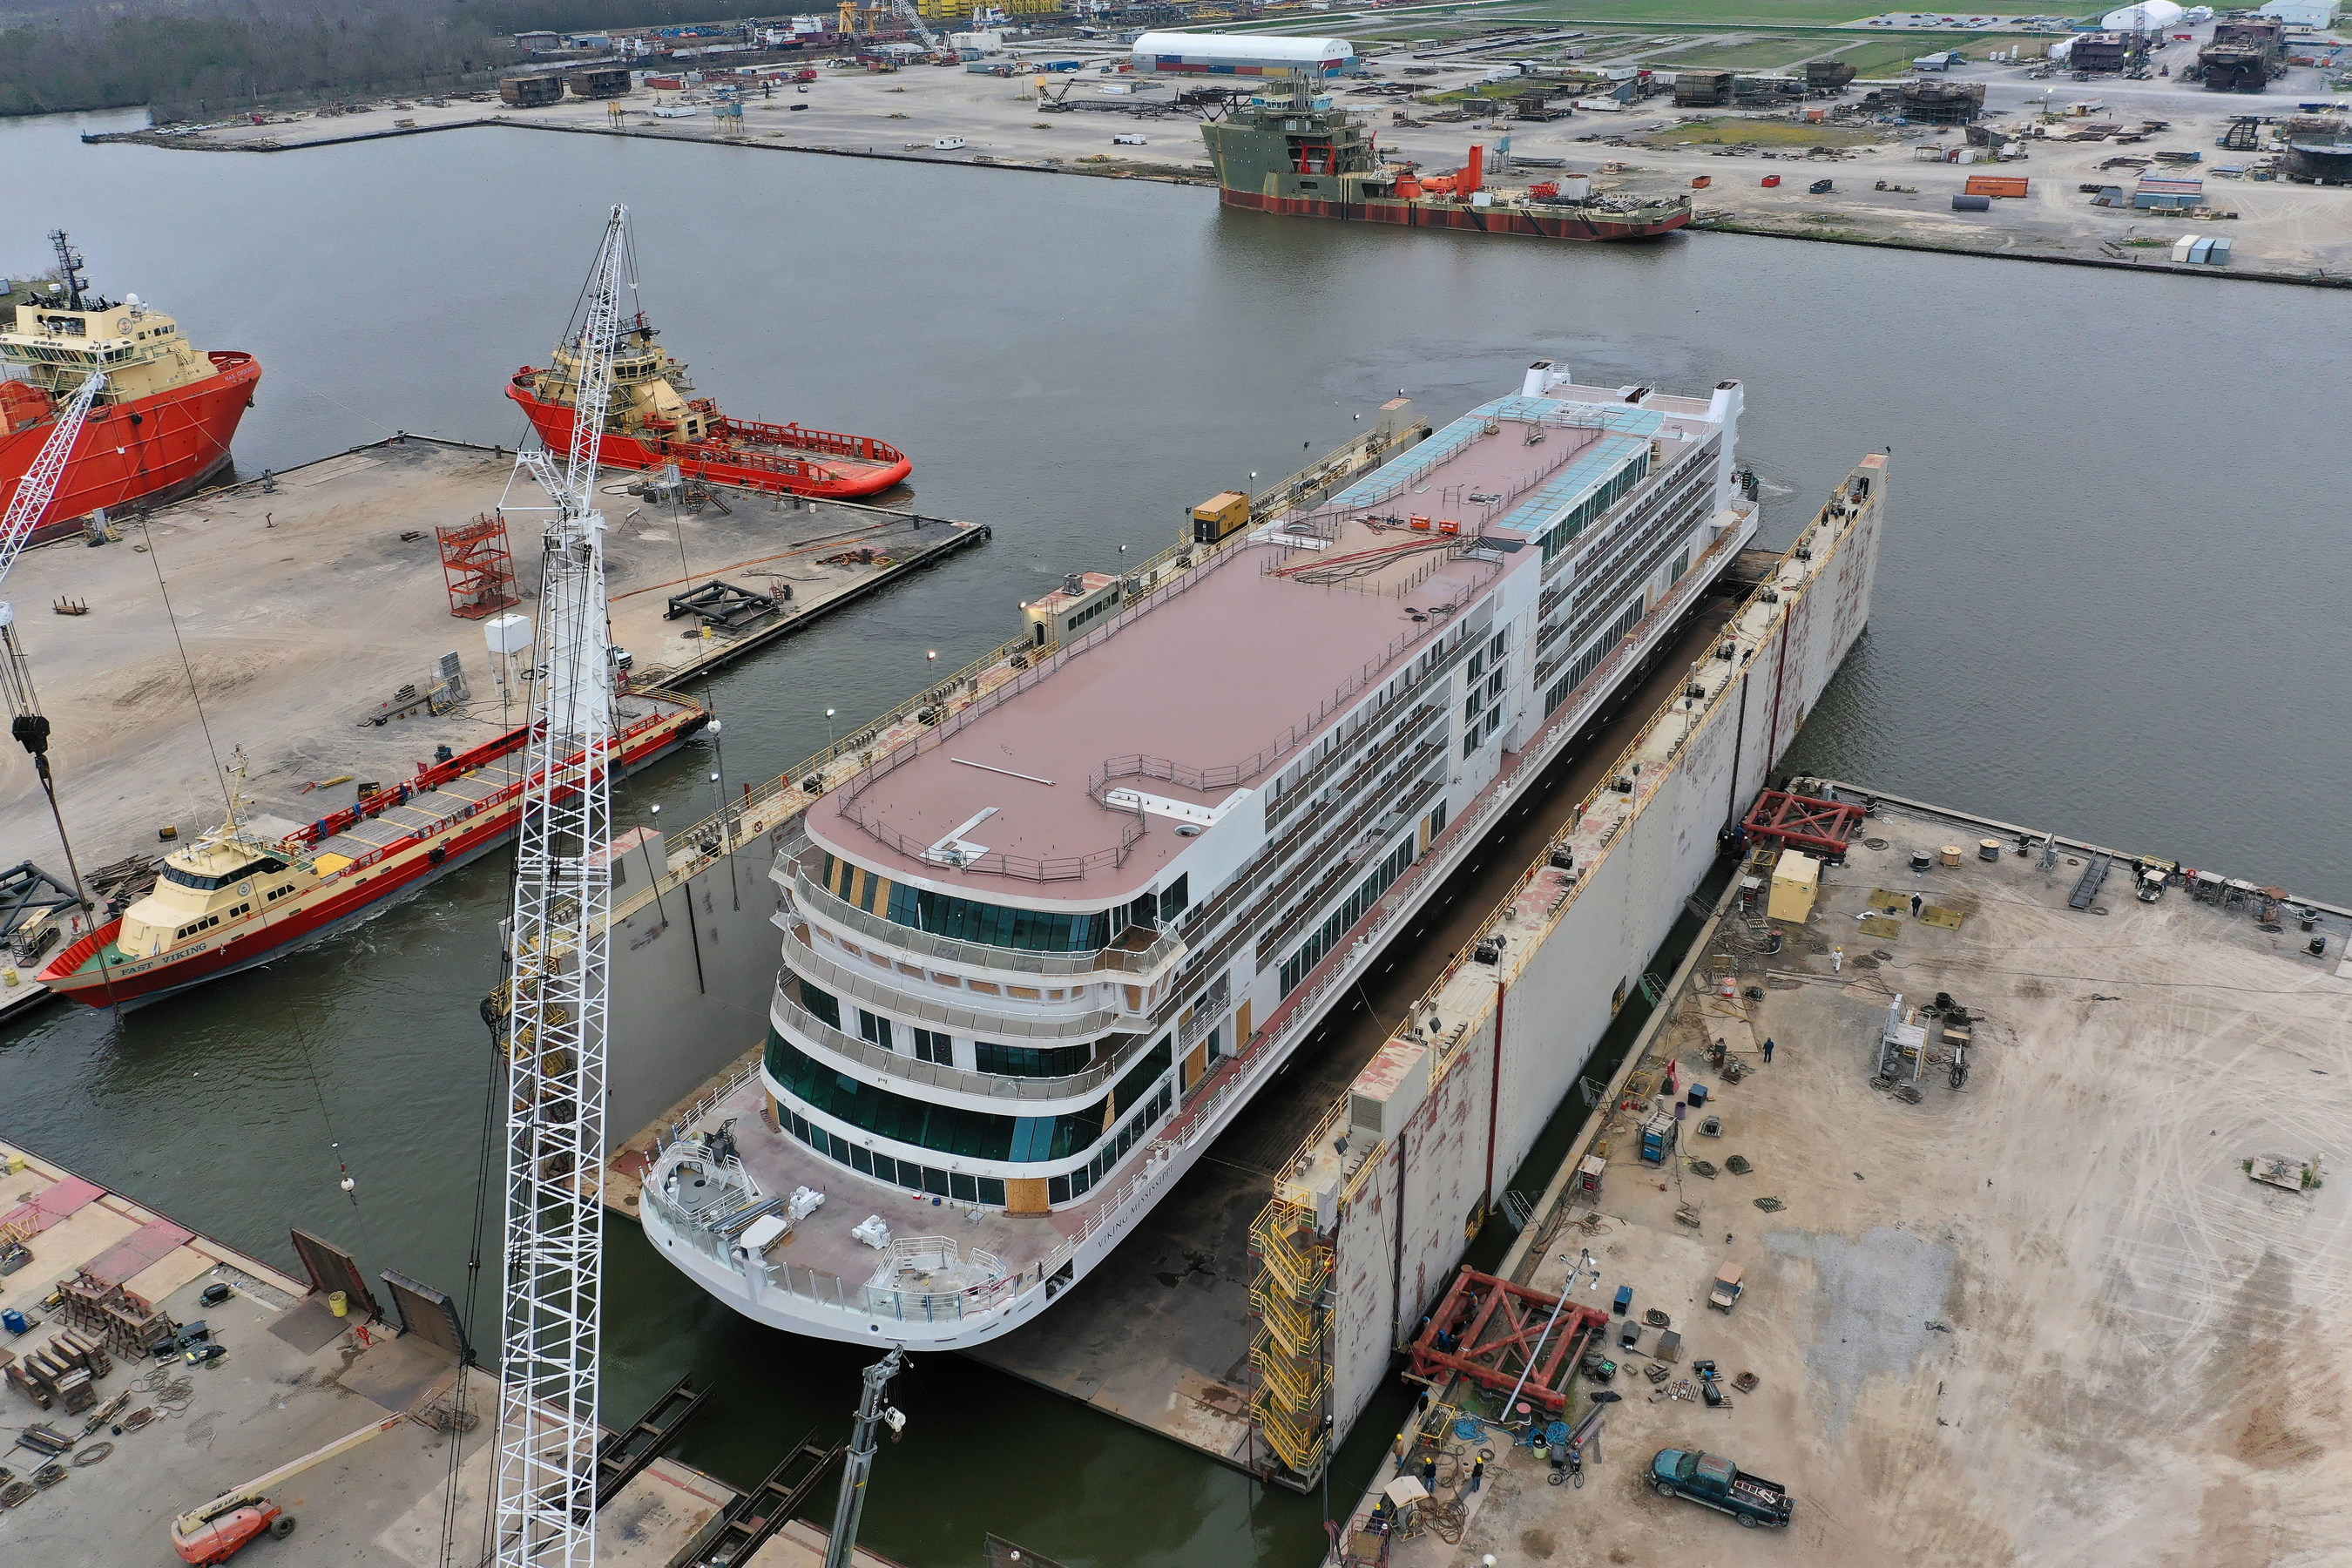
[642,363,1758,1348]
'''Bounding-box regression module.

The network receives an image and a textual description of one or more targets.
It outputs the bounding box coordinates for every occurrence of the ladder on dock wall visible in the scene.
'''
[1247,1198,1334,1481]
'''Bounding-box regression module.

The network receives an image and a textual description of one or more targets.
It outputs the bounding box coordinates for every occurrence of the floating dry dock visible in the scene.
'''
[586,375,1884,1479]
[1344,786,2352,1566]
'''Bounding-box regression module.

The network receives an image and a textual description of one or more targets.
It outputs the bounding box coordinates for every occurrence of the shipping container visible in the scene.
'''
[1952,193,1992,210]
[1963,174,2029,198]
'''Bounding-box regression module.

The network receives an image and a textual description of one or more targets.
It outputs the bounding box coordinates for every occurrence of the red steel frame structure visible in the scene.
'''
[1408,1266,1610,1414]
[1741,788,1867,861]
[437,512,520,619]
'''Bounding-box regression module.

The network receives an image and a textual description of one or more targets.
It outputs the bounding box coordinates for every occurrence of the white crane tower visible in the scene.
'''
[0,371,108,947]
[492,205,630,1568]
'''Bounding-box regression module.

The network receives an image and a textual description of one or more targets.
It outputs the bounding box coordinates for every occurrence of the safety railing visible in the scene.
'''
[787,862,1186,979]
[782,925,1122,1042]
[771,984,1129,1104]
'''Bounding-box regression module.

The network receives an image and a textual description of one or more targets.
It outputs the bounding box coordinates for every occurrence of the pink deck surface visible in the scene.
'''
[0,1174,104,1236]
[706,1073,1143,1284]
[809,533,1517,905]
[84,1217,194,1287]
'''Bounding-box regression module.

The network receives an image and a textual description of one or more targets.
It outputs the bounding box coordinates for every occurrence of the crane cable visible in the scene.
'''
[139,517,369,1232]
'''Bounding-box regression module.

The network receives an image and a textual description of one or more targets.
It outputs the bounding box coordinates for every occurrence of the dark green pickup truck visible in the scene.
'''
[1648,1448,1794,1528]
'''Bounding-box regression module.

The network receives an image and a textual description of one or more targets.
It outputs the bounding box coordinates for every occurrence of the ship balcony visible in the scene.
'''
[771,979,1143,1108]
[780,855,1186,987]
[780,922,1139,1040]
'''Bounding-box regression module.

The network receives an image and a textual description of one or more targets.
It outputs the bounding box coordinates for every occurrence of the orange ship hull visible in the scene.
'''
[508,376,910,501]
[0,352,260,539]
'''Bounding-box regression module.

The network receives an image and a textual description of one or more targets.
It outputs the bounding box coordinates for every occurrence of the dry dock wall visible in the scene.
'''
[1308,456,1885,1456]
[604,821,795,1145]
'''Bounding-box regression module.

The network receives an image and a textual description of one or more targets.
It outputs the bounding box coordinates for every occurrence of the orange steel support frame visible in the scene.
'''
[1740,788,1867,861]
[1408,1265,1609,1413]
[438,512,521,619]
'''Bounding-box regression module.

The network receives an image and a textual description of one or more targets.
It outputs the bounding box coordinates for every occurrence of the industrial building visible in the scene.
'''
[1130,31,1362,78]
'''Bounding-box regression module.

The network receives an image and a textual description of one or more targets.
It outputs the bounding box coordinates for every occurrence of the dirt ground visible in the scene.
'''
[1364,803,2352,1567]
[0,438,953,879]
[116,44,2352,282]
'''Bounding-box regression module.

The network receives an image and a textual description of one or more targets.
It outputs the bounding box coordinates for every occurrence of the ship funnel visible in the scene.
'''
[1523,360,1555,397]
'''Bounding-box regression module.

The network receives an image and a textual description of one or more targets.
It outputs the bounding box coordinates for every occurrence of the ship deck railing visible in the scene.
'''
[769,973,1150,1104]
[784,859,1186,980]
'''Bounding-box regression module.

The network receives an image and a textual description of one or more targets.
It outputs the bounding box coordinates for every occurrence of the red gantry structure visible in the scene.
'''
[436,512,520,619]
[1409,1266,1611,1414]
[1741,788,1867,862]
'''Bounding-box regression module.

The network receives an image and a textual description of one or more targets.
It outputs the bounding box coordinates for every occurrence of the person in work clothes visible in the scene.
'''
[1762,1037,1775,1064]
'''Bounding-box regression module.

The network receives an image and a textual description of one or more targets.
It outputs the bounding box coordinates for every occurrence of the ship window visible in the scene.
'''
[950,1173,977,1202]
[882,880,1113,954]
[799,979,841,1031]
[1112,1037,1173,1117]
[1070,1164,1092,1196]
[1159,875,1188,923]
[977,1041,1092,1078]
[870,1152,895,1184]
[767,1030,1105,1163]
[1048,1175,1071,1204]
[855,1008,893,1051]
[910,1027,952,1065]
[923,1166,950,1196]
[848,1144,873,1175]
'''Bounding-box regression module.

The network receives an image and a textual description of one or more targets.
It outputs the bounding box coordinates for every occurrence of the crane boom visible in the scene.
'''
[0,371,104,601]
[491,206,629,1568]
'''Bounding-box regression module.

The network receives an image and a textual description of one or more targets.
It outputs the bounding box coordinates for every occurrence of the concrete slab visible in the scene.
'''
[0,1140,777,1568]
[1361,798,2352,1567]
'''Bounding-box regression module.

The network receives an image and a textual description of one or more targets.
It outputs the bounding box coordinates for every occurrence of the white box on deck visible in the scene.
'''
[1349,1039,1431,1146]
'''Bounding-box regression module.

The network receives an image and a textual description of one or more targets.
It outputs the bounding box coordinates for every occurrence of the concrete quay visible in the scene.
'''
[0,1137,899,1567]
[84,48,2352,287]
[1346,792,2352,1568]
[0,435,983,938]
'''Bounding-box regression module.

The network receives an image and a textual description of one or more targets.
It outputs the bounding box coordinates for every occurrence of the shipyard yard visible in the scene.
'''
[1353,796,2352,1566]
[5,11,2352,1565]
[95,31,2352,282]
[0,437,978,881]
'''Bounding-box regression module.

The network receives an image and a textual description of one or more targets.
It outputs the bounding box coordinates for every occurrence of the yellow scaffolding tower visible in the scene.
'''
[1247,1197,1332,1479]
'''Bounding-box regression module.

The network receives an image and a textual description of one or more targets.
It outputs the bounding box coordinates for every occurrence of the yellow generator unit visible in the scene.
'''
[1192,490,1252,545]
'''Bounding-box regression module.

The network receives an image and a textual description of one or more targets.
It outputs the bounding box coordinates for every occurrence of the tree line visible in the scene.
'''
[0,0,749,119]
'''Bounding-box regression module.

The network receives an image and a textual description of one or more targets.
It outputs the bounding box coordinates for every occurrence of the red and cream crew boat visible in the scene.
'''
[41,690,707,1009]
[508,305,910,501]
[2,233,261,539]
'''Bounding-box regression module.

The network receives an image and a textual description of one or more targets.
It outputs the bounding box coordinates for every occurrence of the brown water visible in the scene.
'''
[3,107,2347,1567]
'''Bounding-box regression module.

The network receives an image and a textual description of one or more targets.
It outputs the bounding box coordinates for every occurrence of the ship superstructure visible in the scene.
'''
[509,304,911,500]
[1200,75,1690,240]
[641,363,1755,1348]
[1,233,260,533]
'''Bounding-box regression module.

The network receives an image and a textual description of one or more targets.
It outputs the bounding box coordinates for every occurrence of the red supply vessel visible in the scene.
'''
[508,303,909,500]
[1,233,260,539]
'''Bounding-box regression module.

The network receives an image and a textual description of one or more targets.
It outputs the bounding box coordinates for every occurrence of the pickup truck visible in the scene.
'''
[1648,1448,1794,1528]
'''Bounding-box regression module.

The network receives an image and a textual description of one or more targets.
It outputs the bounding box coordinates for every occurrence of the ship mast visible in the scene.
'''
[491,205,628,1568]
[49,230,88,312]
